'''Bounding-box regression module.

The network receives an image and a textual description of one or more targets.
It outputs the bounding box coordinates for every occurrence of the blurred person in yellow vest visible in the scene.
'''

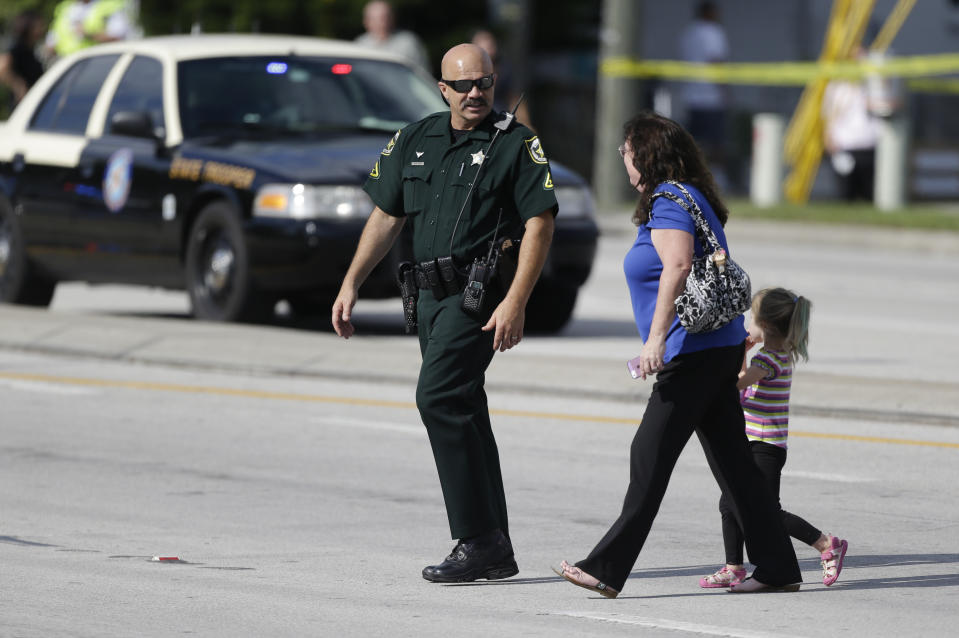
[45,0,134,59]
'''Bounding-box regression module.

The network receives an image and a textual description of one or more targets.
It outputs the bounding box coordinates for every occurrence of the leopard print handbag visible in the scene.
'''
[650,182,751,334]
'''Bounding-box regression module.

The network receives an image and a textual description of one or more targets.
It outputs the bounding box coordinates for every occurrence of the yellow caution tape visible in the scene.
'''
[907,77,959,95]
[601,53,959,85]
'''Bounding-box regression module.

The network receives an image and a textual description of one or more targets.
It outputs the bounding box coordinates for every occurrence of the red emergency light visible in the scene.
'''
[331,64,352,75]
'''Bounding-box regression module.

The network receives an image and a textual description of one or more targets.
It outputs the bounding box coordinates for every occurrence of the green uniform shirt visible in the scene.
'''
[363,111,558,265]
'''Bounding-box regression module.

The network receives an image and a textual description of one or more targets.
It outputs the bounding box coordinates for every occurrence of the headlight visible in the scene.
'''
[253,184,374,219]
[554,185,596,220]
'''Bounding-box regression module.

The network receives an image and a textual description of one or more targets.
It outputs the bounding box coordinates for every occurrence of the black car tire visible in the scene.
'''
[525,278,579,334]
[0,196,57,307]
[185,202,268,322]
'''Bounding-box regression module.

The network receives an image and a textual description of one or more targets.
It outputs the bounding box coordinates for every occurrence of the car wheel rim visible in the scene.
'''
[197,232,235,302]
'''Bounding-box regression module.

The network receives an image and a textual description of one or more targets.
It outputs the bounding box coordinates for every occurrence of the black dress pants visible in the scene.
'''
[719,440,822,565]
[415,293,506,541]
[576,344,801,592]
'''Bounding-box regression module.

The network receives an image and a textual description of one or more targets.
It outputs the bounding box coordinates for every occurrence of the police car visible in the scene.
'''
[0,35,597,330]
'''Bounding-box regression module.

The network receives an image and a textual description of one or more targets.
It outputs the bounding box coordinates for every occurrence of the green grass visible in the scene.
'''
[730,198,959,231]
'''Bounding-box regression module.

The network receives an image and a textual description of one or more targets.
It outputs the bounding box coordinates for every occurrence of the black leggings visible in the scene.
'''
[719,440,822,565]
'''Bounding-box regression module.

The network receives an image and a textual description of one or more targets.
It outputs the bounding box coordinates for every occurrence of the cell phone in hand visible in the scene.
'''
[627,355,643,379]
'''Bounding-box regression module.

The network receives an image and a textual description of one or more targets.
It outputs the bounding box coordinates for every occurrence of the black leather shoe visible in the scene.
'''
[422,530,518,583]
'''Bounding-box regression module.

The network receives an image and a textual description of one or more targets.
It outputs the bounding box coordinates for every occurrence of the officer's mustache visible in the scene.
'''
[464,97,487,107]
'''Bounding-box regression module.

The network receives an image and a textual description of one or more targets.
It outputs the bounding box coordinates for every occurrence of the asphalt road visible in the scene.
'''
[1,217,958,637]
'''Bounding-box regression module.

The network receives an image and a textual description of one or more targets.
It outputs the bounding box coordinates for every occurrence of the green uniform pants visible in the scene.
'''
[415,292,508,541]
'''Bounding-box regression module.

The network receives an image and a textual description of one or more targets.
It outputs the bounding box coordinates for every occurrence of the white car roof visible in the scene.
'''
[68,33,416,64]
[0,34,434,150]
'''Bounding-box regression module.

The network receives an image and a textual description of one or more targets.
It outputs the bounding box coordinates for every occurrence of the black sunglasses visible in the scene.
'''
[440,74,495,93]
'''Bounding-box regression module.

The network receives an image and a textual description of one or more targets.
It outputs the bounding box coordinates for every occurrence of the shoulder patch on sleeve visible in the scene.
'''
[369,159,380,178]
[525,136,548,164]
[381,130,401,156]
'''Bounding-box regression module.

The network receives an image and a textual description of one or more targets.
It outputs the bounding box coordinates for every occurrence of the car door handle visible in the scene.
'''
[79,159,96,180]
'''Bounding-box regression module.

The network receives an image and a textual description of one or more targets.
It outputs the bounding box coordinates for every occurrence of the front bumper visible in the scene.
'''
[243,217,404,298]
[242,215,598,299]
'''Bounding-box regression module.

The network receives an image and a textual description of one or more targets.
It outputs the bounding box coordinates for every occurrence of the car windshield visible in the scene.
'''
[177,56,447,139]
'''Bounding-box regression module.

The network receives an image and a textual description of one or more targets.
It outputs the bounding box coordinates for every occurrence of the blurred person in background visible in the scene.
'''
[470,28,532,129]
[679,1,729,188]
[355,0,430,72]
[45,0,133,59]
[822,45,896,203]
[0,9,46,109]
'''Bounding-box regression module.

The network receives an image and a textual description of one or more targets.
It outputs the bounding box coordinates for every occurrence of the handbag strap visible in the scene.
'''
[649,181,723,255]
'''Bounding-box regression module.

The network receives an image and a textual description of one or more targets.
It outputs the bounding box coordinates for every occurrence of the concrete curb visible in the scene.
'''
[1,304,957,428]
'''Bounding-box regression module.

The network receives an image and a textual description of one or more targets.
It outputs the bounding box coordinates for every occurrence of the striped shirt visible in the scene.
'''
[742,348,792,449]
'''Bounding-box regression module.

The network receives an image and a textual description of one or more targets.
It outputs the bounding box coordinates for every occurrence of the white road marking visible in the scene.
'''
[555,612,809,638]
[0,379,98,395]
[783,470,875,483]
[312,415,424,437]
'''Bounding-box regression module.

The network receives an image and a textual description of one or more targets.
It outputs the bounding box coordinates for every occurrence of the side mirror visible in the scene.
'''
[109,110,161,140]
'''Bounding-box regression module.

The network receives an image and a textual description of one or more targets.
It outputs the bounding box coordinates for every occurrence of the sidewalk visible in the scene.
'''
[596,208,959,255]
[1,299,957,427]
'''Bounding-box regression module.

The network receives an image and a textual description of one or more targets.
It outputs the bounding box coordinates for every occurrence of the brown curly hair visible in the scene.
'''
[623,111,729,227]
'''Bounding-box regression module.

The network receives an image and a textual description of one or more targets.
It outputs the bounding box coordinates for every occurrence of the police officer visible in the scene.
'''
[332,43,557,582]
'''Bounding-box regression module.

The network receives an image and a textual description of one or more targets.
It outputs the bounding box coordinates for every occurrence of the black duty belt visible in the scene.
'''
[413,256,466,300]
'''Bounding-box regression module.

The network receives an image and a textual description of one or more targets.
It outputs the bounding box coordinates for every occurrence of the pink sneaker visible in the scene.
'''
[700,566,747,588]
[821,536,848,586]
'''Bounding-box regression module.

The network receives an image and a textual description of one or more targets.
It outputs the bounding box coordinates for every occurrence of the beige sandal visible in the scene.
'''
[552,561,619,598]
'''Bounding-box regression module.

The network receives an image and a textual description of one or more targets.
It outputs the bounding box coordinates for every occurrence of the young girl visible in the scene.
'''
[700,288,849,591]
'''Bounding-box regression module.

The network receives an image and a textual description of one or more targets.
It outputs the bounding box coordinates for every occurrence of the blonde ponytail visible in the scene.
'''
[754,288,812,365]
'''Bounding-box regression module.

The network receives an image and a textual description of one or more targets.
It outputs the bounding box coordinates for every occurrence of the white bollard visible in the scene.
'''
[750,113,784,208]
[874,115,909,211]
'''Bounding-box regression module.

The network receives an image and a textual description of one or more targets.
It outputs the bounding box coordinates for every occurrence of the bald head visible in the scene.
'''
[438,44,496,130]
[440,44,493,80]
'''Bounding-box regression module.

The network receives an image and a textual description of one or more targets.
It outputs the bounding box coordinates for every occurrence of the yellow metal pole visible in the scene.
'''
[871,0,917,53]
[784,0,876,203]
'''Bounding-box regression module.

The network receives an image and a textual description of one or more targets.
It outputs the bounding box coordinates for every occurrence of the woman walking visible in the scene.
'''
[554,112,802,596]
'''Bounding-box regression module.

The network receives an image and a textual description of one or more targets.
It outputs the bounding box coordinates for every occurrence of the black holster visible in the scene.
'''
[397,261,418,333]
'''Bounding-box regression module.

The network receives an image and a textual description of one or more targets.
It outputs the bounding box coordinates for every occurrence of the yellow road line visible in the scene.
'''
[788,430,959,448]
[2,371,957,450]
[0,371,412,410]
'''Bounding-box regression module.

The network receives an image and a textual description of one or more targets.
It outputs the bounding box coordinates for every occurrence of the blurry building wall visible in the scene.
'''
[527,0,959,199]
